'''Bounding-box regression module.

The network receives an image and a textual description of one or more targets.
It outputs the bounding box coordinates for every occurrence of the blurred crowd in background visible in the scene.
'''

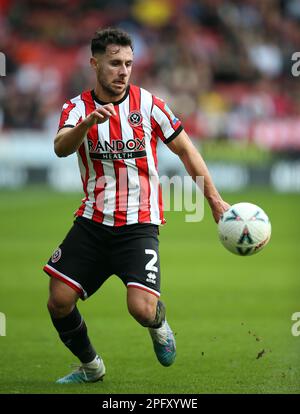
[1,0,300,151]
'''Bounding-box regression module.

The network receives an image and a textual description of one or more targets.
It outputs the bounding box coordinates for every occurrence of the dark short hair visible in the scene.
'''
[91,28,133,55]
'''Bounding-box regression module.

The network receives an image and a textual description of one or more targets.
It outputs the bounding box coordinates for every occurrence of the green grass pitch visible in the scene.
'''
[0,188,299,394]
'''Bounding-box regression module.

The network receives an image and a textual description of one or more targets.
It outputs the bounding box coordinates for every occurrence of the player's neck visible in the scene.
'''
[93,84,127,104]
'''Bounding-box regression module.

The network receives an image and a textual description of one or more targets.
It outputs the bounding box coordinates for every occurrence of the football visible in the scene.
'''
[218,202,271,256]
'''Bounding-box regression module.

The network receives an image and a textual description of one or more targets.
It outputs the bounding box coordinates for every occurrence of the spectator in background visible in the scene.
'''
[0,0,299,145]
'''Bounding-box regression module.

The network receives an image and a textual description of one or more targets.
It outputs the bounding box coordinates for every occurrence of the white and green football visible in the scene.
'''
[218,202,271,256]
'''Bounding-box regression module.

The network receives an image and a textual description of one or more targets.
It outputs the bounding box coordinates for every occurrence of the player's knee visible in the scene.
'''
[128,302,156,327]
[47,297,74,318]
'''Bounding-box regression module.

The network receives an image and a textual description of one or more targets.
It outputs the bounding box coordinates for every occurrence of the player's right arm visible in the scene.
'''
[54,104,116,157]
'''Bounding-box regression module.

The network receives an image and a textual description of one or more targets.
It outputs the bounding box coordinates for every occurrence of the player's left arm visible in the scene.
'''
[167,129,230,223]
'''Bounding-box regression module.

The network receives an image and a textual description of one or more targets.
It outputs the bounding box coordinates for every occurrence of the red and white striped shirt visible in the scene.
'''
[58,84,183,226]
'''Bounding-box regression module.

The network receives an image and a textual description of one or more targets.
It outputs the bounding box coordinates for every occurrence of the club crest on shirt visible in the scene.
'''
[51,248,62,263]
[128,111,143,127]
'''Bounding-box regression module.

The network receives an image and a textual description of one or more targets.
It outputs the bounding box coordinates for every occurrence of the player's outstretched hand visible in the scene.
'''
[84,103,117,127]
[210,199,231,224]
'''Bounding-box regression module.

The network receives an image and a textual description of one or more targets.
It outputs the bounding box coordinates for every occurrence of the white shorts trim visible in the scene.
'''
[127,282,160,298]
[44,264,88,299]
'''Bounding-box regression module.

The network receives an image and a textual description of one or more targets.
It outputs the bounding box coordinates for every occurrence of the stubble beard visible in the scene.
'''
[97,74,127,99]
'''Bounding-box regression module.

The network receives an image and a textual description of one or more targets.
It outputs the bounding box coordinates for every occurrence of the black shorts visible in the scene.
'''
[43,217,161,300]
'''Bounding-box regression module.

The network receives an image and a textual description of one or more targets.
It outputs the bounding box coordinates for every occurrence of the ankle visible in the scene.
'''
[82,355,101,369]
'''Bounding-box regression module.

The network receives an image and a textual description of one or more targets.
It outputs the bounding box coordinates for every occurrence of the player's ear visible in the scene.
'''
[90,56,98,70]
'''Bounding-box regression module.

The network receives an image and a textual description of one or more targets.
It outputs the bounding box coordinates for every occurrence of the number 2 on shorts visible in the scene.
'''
[145,249,158,273]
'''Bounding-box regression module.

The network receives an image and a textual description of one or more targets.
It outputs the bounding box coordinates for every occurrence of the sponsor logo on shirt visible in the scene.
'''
[88,138,146,160]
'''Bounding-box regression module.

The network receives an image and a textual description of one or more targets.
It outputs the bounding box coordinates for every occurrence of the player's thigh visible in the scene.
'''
[127,286,158,320]
[48,277,80,308]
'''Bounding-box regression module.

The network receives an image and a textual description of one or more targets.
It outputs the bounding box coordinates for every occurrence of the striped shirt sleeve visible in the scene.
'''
[58,100,82,131]
[151,96,183,144]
